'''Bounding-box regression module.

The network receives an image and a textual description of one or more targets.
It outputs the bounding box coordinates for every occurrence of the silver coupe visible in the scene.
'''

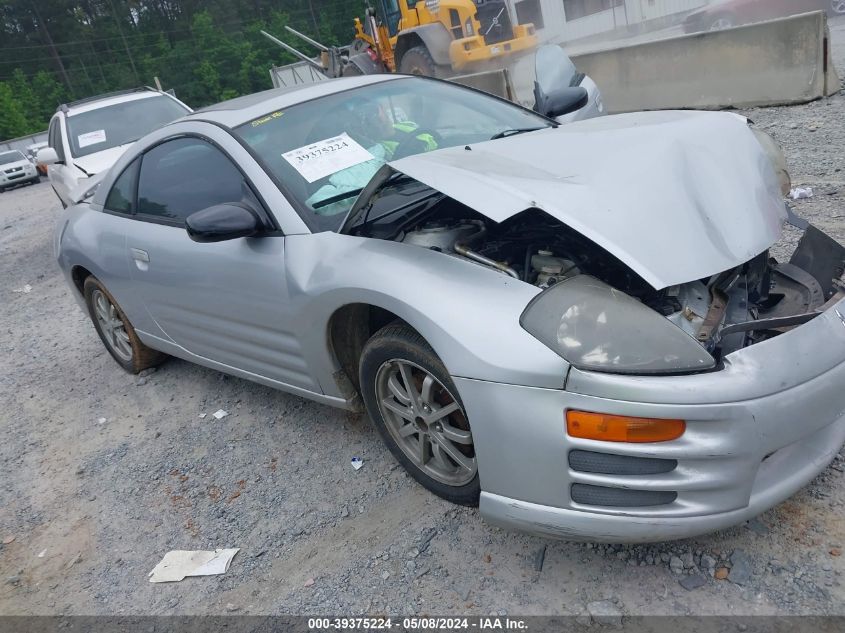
[55,74,845,542]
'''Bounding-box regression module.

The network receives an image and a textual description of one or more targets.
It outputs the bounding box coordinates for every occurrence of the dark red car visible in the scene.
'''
[683,0,844,33]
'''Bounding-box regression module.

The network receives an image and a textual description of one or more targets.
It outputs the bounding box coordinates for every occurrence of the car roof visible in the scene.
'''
[187,74,405,128]
[62,89,175,116]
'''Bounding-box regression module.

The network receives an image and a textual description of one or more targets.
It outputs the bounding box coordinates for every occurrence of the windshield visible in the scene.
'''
[0,151,27,165]
[234,77,552,231]
[66,94,190,158]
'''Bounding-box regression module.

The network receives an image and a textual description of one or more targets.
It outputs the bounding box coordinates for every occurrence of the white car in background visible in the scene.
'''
[37,87,191,208]
[0,149,40,192]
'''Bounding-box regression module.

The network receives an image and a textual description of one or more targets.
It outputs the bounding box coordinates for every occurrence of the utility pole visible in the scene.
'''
[106,0,141,84]
[307,0,319,34]
[29,0,73,92]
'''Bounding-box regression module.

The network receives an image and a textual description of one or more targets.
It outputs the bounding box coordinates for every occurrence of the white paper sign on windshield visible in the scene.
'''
[282,133,374,183]
[78,129,107,148]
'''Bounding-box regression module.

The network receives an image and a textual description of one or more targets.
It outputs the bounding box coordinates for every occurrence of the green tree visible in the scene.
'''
[0,82,30,139]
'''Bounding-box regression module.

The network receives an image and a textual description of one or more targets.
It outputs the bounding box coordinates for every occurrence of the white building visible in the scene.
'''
[507,0,708,42]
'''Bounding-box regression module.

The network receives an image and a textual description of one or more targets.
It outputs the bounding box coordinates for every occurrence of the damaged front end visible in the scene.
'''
[344,109,844,376]
[518,217,845,375]
[348,186,843,376]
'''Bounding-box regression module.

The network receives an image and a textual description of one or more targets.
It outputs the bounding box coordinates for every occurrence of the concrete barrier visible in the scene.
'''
[450,68,515,101]
[569,11,842,113]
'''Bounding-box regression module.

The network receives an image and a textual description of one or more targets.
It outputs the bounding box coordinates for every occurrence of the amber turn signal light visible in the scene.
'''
[566,411,685,443]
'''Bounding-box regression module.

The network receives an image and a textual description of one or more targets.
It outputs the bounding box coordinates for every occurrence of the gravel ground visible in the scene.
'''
[2,28,845,619]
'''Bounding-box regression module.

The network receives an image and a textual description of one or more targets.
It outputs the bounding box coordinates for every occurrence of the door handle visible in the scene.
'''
[130,248,149,271]
[130,248,149,262]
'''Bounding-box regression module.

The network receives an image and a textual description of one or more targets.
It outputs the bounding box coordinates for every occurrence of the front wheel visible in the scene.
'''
[398,46,439,77]
[831,0,845,15]
[360,323,480,505]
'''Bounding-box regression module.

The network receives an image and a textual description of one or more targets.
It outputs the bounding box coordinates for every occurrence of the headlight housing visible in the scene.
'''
[465,18,474,36]
[520,275,716,375]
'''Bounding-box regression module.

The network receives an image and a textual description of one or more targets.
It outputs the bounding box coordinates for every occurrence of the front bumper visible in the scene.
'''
[449,25,538,71]
[1,166,38,187]
[455,297,845,542]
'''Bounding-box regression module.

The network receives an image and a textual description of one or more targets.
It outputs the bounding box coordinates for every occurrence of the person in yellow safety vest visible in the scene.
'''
[351,98,438,159]
[306,98,438,215]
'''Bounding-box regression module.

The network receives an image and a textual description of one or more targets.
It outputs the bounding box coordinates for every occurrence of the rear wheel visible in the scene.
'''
[398,46,439,77]
[83,276,166,374]
[832,0,845,15]
[360,322,480,505]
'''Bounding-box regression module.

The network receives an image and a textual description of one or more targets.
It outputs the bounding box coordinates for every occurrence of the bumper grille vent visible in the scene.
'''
[569,450,677,476]
[571,484,677,508]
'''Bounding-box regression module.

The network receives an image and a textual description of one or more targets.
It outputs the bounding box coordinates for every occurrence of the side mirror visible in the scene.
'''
[36,147,59,165]
[535,85,589,119]
[185,203,261,243]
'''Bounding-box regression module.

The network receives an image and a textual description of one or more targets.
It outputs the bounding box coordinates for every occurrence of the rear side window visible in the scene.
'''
[104,158,139,214]
[136,137,244,224]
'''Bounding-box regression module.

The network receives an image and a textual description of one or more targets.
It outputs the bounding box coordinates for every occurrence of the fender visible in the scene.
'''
[283,231,569,397]
[395,23,453,67]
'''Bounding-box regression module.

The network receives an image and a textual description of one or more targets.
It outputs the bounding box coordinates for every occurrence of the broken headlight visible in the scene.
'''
[520,275,716,375]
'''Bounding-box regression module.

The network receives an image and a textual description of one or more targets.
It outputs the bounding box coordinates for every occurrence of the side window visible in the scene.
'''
[48,118,65,162]
[136,137,245,224]
[104,158,140,214]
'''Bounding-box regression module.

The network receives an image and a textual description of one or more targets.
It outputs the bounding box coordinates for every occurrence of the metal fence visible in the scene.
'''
[1,131,49,154]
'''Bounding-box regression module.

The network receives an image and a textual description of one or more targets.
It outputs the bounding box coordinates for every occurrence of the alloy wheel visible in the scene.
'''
[375,359,476,486]
[92,288,133,362]
[832,0,845,14]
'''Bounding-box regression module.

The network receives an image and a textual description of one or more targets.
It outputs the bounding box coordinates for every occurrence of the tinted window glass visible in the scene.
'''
[137,138,244,223]
[104,159,139,214]
[66,95,189,158]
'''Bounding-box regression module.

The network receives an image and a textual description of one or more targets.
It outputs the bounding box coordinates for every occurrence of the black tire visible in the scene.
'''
[83,276,167,374]
[360,322,480,506]
[398,45,439,77]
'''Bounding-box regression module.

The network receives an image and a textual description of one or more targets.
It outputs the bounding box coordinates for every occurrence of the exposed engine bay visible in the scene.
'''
[360,196,845,363]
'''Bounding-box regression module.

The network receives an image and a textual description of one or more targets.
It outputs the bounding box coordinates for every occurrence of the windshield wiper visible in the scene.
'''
[312,187,365,209]
[313,172,411,211]
[489,126,550,140]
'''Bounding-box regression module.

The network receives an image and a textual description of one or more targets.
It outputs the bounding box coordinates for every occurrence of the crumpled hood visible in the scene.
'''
[72,144,133,176]
[390,110,786,290]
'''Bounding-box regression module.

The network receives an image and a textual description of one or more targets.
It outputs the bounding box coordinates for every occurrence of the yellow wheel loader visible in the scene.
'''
[264,0,537,83]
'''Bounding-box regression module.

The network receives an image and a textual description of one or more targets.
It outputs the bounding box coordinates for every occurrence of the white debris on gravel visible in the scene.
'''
[790,187,814,200]
[212,409,228,420]
[148,548,239,583]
